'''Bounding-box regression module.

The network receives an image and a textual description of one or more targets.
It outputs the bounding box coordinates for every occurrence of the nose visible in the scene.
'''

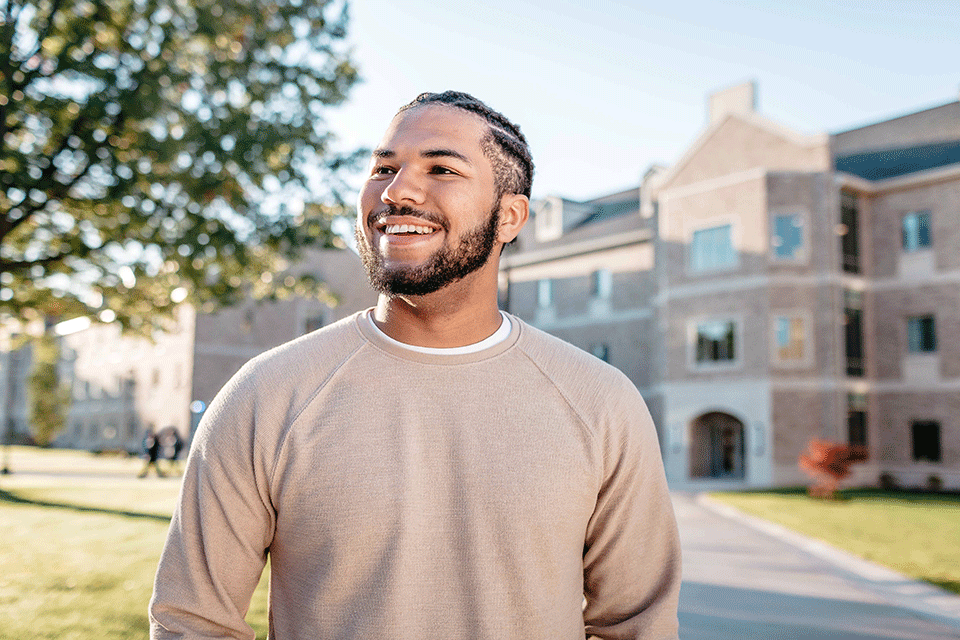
[381,167,425,206]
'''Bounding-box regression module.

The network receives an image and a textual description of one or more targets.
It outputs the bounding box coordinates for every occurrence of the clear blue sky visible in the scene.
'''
[326,0,960,201]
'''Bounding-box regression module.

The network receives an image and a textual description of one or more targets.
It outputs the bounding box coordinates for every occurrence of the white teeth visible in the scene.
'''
[384,224,434,235]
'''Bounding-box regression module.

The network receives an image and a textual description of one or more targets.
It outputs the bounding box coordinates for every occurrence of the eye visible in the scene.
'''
[429,165,457,175]
[371,165,395,176]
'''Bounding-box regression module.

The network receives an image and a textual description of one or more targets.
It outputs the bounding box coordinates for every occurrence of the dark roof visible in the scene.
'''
[572,193,639,228]
[834,139,960,181]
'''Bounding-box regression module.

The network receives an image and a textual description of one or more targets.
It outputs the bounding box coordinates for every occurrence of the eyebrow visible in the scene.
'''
[372,148,473,165]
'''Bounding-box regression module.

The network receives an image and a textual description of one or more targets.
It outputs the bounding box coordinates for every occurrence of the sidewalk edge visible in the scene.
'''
[696,493,960,633]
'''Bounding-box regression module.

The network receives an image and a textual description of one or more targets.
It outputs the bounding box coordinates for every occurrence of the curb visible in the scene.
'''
[695,493,960,634]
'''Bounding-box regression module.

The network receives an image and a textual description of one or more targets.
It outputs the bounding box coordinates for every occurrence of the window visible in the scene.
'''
[911,421,941,462]
[304,315,326,334]
[696,320,736,363]
[537,279,552,308]
[690,224,736,272]
[907,315,936,353]
[771,214,804,260]
[847,393,868,447]
[590,269,612,299]
[774,316,805,361]
[902,211,931,252]
[840,191,861,274]
[590,343,609,363]
[844,290,864,376]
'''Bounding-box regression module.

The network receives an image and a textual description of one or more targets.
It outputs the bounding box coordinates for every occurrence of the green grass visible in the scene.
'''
[0,447,269,640]
[709,487,960,595]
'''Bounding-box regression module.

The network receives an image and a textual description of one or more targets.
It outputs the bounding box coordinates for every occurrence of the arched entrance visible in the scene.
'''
[690,412,745,479]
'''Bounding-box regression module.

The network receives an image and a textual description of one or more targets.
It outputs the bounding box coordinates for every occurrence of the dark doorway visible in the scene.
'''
[690,412,746,479]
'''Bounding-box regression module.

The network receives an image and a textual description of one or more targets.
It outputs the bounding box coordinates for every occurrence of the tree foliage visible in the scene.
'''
[0,0,360,332]
[27,331,70,445]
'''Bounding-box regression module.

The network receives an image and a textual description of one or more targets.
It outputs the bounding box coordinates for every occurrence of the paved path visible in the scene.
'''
[5,449,960,638]
[674,492,960,639]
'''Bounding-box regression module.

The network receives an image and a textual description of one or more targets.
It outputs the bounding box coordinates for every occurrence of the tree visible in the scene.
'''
[26,331,70,445]
[0,0,360,333]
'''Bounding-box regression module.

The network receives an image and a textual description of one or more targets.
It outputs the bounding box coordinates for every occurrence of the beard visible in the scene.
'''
[356,203,501,296]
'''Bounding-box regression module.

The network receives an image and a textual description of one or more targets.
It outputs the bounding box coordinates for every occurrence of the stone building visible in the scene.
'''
[0,248,377,454]
[503,83,960,491]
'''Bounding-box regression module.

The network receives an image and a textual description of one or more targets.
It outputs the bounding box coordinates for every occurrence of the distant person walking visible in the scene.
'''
[164,427,184,475]
[138,428,164,478]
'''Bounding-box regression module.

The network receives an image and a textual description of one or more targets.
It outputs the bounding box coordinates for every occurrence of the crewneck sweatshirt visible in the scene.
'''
[150,310,681,639]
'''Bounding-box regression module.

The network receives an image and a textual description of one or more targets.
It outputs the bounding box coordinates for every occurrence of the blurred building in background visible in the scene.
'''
[504,82,960,491]
[0,248,377,454]
[4,85,957,491]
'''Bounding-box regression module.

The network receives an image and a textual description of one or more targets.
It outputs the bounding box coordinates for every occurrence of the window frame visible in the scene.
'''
[847,393,868,448]
[536,278,553,308]
[590,342,610,363]
[911,420,942,463]
[901,210,932,253]
[769,208,808,263]
[770,310,812,367]
[590,269,613,300]
[844,289,865,377]
[687,218,739,275]
[906,315,937,353]
[303,312,329,335]
[688,315,743,371]
[840,190,861,274]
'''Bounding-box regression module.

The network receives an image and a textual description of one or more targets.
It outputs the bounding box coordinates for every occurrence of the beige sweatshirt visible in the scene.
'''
[150,311,681,639]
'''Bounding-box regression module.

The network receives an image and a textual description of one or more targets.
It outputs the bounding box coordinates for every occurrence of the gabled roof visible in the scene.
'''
[653,111,828,192]
[572,187,640,229]
[509,187,645,256]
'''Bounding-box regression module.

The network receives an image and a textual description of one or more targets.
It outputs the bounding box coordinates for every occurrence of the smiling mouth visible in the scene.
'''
[383,224,436,235]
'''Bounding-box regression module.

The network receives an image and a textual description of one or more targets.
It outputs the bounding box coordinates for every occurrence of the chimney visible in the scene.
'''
[708,81,758,125]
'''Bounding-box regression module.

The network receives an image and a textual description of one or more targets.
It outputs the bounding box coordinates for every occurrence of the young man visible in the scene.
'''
[150,91,681,639]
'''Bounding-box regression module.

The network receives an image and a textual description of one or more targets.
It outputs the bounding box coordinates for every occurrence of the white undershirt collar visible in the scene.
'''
[365,310,512,356]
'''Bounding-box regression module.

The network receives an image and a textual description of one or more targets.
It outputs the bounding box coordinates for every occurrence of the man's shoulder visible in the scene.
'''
[513,317,640,401]
[235,310,369,386]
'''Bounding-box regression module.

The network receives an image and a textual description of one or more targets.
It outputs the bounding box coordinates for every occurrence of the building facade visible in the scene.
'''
[1,248,377,454]
[503,84,960,491]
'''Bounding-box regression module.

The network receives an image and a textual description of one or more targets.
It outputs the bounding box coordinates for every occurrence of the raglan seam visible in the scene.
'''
[266,337,369,490]
[514,344,602,449]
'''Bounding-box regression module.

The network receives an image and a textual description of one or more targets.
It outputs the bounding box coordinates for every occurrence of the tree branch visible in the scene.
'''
[0,249,75,273]
[13,0,67,88]
[0,148,94,243]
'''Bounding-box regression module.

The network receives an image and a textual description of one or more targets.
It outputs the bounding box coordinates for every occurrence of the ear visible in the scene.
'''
[496,194,529,244]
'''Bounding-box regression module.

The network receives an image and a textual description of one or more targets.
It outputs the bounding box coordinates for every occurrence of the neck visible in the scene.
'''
[372,263,503,348]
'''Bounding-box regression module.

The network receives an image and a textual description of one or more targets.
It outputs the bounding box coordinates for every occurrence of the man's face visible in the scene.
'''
[355,105,503,296]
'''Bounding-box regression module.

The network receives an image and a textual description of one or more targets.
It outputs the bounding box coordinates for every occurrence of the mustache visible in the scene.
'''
[367,205,449,232]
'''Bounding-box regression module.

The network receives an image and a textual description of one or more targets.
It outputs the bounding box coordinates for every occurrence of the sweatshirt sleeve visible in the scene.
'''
[149,367,278,640]
[582,377,682,640]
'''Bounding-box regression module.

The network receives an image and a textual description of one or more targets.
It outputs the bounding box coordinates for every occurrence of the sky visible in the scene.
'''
[324,0,960,202]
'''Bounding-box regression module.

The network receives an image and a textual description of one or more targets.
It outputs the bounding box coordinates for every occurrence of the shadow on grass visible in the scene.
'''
[925,578,960,595]
[0,488,171,523]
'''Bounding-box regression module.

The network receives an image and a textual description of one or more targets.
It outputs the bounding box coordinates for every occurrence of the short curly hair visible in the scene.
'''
[397,91,535,200]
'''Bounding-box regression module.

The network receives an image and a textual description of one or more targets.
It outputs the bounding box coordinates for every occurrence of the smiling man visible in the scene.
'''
[150,91,681,640]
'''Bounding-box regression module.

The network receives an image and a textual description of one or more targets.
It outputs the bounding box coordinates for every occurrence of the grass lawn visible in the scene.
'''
[0,447,269,640]
[709,487,960,596]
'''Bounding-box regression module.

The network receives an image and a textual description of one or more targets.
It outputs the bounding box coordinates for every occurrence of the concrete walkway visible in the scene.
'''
[5,448,960,638]
[674,492,960,639]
